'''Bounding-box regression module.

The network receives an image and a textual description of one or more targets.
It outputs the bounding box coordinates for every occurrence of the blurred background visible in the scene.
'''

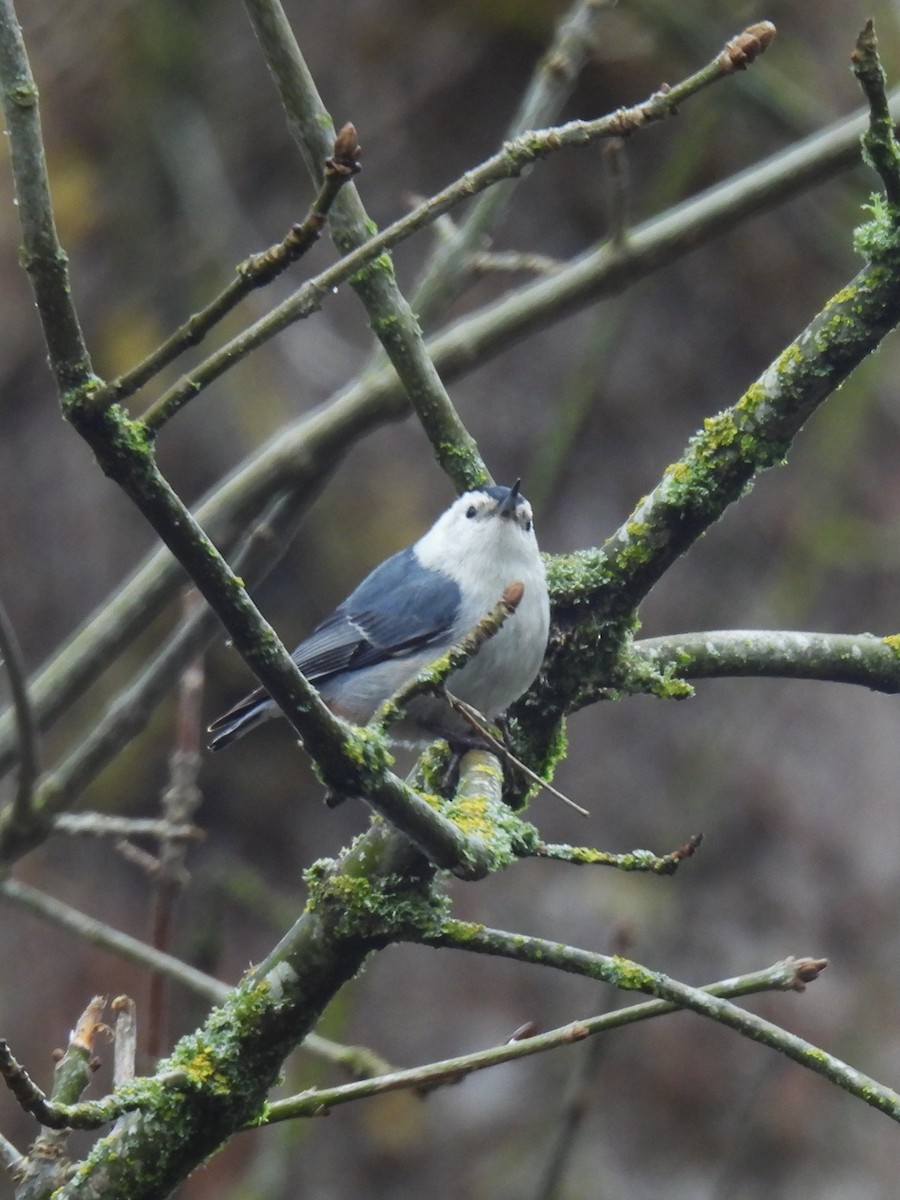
[3,1,900,1197]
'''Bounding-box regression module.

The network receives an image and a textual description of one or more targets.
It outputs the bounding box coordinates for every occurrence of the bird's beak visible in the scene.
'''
[498,479,521,518]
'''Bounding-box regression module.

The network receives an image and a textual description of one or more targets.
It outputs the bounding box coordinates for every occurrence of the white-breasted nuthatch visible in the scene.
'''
[207,481,549,751]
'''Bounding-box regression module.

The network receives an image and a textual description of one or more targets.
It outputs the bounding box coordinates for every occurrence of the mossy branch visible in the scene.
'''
[533,237,900,738]
[417,923,900,1125]
[625,630,900,697]
[852,20,900,207]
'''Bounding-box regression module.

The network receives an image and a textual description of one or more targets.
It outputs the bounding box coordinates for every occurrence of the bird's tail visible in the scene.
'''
[207,692,272,751]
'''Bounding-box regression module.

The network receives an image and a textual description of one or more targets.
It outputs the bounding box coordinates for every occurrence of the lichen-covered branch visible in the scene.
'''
[41,820,444,1197]
[525,233,900,757]
[626,630,900,697]
[534,832,702,874]
[260,954,820,1123]
[422,923,900,1124]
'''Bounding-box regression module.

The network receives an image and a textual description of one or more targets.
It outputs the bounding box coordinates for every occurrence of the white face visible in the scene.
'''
[416,485,541,582]
[450,487,535,535]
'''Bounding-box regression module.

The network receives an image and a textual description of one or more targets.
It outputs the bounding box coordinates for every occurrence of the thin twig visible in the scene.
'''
[531,925,633,1200]
[112,997,138,1088]
[259,955,824,1124]
[445,692,589,816]
[852,20,900,207]
[412,0,615,325]
[54,813,203,840]
[0,500,297,864]
[144,633,205,1061]
[242,0,488,491]
[139,20,777,434]
[425,924,900,1125]
[0,0,93,391]
[603,138,630,245]
[0,595,39,825]
[373,583,524,734]
[100,124,361,417]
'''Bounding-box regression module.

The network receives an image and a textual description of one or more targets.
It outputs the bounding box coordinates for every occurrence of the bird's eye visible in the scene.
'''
[525,519,532,532]
[466,505,477,519]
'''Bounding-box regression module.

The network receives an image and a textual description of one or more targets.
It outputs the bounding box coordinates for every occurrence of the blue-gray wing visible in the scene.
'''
[295,547,461,681]
[207,547,460,748]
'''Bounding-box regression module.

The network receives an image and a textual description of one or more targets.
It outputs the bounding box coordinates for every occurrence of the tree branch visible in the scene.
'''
[242,0,488,491]
[421,923,900,1123]
[852,20,900,207]
[628,630,900,695]
[0,596,39,829]
[0,0,93,392]
[93,123,361,413]
[260,954,819,1123]
[1,80,892,779]
[134,20,776,437]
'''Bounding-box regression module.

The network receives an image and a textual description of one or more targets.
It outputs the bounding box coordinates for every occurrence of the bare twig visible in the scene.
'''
[423,924,900,1124]
[0,0,92,391]
[0,595,39,825]
[145,641,205,1060]
[112,997,138,1088]
[0,996,112,1130]
[0,876,230,1002]
[413,0,614,324]
[603,138,630,245]
[373,582,524,734]
[445,692,590,816]
[137,20,778,434]
[108,123,361,420]
[531,924,633,1200]
[55,813,203,840]
[259,955,823,1124]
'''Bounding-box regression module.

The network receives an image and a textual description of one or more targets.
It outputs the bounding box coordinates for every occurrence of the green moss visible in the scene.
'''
[350,251,394,288]
[853,194,900,259]
[305,865,449,941]
[882,634,900,656]
[607,955,652,991]
[441,918,485,942]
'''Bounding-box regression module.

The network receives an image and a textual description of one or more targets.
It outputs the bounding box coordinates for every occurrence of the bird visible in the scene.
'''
[207,481,550,752]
